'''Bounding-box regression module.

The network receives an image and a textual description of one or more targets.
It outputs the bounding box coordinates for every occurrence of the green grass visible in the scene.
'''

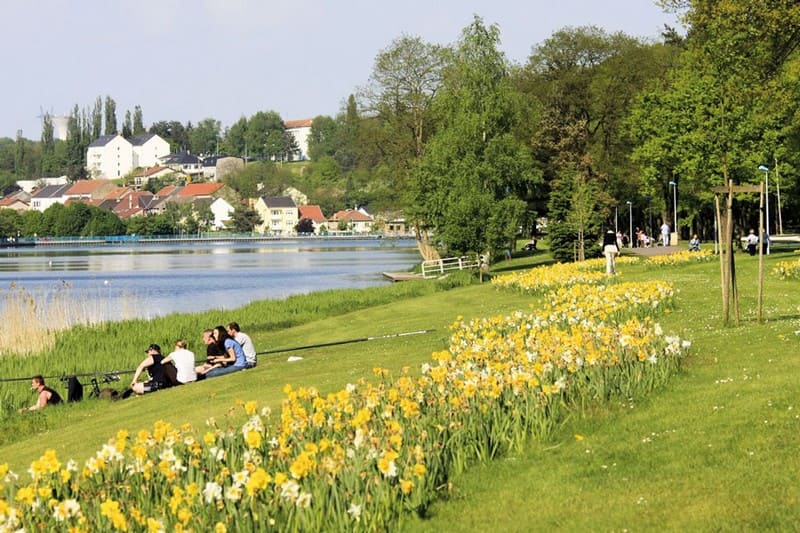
[2,249,799,530]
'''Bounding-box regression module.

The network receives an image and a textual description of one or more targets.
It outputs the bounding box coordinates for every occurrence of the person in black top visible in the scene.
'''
[130,344,167,394]
[20,375,62,412]
[602,229,620,275]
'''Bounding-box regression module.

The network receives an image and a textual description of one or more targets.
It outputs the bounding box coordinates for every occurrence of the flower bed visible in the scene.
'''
[0,275,690,531]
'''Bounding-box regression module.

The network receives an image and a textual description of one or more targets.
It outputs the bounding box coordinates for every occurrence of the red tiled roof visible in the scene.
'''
[330,209,373,222]
[144,166,170,177]
[284,118,313,129]
[0,197,27,207]
[66,179,114,195]
[178,182,224,197]
[298,205,326,222]
[105,187,132,200]
[155,185,180,197]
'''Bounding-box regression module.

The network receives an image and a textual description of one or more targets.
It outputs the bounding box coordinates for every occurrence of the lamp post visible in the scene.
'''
[614,205,618,234]
[626,201,633,247]
[759,165,770,254]
[668,181,677,243]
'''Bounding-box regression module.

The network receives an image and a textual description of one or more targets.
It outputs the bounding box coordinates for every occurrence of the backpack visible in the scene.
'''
[67,376,84,402]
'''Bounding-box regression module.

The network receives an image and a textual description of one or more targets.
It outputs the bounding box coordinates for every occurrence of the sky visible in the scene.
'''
[0,0,682,140]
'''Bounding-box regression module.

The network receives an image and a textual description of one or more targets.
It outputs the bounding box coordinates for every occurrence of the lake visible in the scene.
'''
[0,239,420,321]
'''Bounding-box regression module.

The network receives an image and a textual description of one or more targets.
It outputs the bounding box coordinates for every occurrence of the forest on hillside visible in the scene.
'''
[1,1,799,260]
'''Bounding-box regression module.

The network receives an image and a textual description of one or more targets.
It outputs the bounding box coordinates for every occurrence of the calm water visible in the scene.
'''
[0,239,419,321]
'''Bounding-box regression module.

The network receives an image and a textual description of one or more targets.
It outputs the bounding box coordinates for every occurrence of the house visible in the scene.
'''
[297,205,326,234]
[283,186,308,206]
[111,190,155,219]
[178,182,224,199]
[160,152,203,177]
[130,134,170,169]
[131,166,176,188]
[329,209,374,234]
[64,179,118,201]
[0,191,30,213]
[30,184,71,212]
[284,118,313,161]
[254,196,298,235]
[86,133,169,179]
[16,176,69,194]
[191,197,235,230]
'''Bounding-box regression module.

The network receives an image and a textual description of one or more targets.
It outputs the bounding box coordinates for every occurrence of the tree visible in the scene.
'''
[188,118,221,155]
[104,96,117,135]
[0,208,23,238]
[40,113,56,175]
[408,17,540,257]
[122,110,132,138]
[133,105,145,136]
[226,207,262,233]
[363,35,445,158]
[246,111,284,159]
[149,121,189,152]
[307,115,339,160]
[221,117,248,156]
[295,218,315,234]
[91,96,103,139]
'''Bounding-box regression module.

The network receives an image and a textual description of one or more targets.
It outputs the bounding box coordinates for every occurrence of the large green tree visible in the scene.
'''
[408,17,539,257]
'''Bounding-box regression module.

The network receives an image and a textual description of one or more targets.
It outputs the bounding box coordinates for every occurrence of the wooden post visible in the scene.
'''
[716,194,727,320]
[757,181,765,323]
[727,180,739,325]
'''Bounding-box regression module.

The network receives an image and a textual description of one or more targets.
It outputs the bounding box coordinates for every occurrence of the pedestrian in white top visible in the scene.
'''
[660,222,671,247]
[227,322,257,368]
[161,339,197,384]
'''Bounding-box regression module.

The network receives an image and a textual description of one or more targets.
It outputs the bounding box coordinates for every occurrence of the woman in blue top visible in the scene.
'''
[205,326,247,378]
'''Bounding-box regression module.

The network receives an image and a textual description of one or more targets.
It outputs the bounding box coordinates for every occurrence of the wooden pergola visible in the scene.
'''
[713,180,766,325]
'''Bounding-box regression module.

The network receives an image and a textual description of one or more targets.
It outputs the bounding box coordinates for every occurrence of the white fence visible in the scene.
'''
[421,255,481,278]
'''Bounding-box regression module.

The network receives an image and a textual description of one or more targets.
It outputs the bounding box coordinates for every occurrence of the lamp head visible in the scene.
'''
[668,181,676,186]
[626,201,632,205]
[758,165,769,172]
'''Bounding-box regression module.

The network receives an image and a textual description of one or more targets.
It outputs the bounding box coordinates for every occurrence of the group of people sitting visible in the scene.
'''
[129,322,257,396]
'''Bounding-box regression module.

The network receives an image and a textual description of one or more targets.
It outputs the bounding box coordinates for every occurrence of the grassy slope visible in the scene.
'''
[0,265,539,472]
[3,250,799,530]
[405,252,800,531]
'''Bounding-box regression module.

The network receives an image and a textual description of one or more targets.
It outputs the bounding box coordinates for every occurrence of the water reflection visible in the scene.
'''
[0,240,419,321]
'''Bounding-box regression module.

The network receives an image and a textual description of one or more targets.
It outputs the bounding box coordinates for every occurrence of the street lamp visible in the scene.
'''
[668,181,677,243]
[759,165,770,254]
[626,201,633,247]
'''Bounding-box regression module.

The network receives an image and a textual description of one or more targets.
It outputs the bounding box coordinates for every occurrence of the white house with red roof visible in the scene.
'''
[298,205,327,234]
[329,208,374,234]
[284,118,313,161]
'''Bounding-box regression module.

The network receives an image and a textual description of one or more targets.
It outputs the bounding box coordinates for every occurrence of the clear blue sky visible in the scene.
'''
[1,0,681,140]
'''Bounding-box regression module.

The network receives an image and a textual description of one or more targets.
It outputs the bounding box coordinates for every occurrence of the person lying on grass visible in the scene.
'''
[19,375,62,412]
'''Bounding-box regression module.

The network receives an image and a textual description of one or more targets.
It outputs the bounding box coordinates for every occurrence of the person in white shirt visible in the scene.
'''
[161,339,197,384]
[227,322,257,368]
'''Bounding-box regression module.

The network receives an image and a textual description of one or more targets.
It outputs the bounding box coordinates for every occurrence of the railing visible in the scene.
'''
[421,255,481,278]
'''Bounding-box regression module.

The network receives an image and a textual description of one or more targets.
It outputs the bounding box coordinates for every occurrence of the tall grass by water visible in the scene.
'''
[0,273,475,420]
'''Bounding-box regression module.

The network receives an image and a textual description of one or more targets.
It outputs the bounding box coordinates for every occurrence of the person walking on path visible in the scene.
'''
[746,229,759,256]
[602,229,620,275]
[661,222,671,247]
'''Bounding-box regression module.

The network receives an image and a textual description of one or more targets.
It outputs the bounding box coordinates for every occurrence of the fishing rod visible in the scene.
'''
[0,369,135,384]
[0,329,438,384]
[257,328,437,356]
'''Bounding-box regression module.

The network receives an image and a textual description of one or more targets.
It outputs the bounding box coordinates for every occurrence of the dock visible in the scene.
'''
[382,272,425,282]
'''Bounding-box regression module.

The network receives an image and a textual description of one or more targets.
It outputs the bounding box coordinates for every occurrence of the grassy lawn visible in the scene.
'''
[404,251,800,531]
[2,248,798,530]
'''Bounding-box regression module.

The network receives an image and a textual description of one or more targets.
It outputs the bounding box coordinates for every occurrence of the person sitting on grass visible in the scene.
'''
[227,322,257,368]
[161,339,197,385]
[130,344,169,395]
[196,328,227,378]
[202,325,247,378]
[20,375,62,412]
